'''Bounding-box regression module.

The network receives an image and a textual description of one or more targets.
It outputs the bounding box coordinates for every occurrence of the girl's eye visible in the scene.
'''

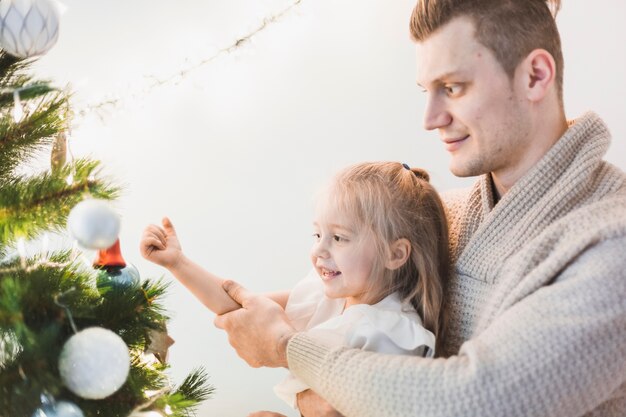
[312,233,321,240]
[333,235,347,242]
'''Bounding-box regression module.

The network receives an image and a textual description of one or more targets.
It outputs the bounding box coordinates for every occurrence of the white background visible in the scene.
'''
[32,1,626,415]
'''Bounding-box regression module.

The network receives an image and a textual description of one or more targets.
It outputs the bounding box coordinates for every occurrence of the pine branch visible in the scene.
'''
[0,91,67,180]
[0,158,120,246]
[0,51,22,74]
[0,46,212,417]
[173,368,214,416]
[0,256,99,414]
[151,368,214,417]
[89,278,170,349]
[0,82,58,110]
[0,51,31,93]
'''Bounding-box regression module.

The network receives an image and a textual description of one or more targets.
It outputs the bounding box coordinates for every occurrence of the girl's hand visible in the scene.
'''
[247,412,287,417]
[140,217,183,269]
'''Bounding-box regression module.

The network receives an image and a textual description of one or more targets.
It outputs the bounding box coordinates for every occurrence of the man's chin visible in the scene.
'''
[449,161,484,178]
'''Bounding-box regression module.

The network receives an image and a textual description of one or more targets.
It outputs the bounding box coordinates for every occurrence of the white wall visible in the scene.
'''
[35,1,626,415]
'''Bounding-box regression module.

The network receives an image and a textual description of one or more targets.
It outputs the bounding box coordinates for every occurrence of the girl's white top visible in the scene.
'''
[274,269,436,409]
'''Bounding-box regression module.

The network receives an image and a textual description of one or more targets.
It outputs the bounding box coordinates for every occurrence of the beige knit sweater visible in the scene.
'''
[286,112,626,417]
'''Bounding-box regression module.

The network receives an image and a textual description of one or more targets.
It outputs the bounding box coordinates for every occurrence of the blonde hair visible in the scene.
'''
[410,0,564,105]
[324,162,450,353]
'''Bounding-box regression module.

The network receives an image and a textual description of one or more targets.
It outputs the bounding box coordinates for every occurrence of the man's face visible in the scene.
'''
[416,17,532,180]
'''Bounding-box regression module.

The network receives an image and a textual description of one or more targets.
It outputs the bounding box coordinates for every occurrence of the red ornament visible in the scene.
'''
[93,239,126,268]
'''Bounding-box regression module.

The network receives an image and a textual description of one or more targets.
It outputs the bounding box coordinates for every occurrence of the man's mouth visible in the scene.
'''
[443,135,469,152]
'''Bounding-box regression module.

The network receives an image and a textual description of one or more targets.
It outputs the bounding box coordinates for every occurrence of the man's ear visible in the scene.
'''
[385,238,411,270]
[519,48,557,102]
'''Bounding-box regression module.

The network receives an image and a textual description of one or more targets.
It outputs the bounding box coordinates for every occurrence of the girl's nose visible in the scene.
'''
[310,239,330,259]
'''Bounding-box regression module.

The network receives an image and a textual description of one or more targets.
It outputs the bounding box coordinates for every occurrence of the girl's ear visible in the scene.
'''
[385,238,411,270]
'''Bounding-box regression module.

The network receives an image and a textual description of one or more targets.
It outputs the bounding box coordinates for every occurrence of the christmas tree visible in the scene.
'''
[0,1,212,416]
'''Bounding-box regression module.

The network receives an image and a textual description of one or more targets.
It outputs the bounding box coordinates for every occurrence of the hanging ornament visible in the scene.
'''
[0,0,60,58]
[50,131,67,173]
[58,327,130,400]
[144,323,175,365]
[67,199,120,249]
[93,239,141,291]
[31,394,84,417]
[31,401,84,417]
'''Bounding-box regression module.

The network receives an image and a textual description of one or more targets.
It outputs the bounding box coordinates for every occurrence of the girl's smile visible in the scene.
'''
[310,200,383,308]
[319,267,342,280]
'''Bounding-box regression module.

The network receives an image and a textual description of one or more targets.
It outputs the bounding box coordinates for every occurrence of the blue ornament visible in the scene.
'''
[97,264,140,291]
[92,239,141,292]
[31,401,85,417]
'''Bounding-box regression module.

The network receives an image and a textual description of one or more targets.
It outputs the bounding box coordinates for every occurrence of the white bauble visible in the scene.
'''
[58,327,130,400]
[67,199,120,249]
[0,0,60,58]
[31,400,84,417]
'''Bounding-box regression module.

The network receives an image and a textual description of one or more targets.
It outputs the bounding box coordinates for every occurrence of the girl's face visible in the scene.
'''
[310,200,384,308]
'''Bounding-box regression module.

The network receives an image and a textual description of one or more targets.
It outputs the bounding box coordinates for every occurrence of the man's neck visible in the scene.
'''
[492,114,569,199]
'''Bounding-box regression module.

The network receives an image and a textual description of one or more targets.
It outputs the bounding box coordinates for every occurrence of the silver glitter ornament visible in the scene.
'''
[58,327,130,400]
[31,400,84,417]
[0,0,60,58]
[67,199,120,250]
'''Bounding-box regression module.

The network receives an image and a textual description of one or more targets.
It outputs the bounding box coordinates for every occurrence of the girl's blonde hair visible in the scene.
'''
[325,162,450,353]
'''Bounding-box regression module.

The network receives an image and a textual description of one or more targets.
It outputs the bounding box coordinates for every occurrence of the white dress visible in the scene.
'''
[274,269,436,409]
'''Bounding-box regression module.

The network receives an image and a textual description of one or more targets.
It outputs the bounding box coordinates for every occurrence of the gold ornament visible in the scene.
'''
[145,325,175,365]
[51,131,67,173]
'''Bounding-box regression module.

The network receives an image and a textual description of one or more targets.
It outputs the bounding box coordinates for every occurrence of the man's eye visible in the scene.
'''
[444,84,461,96]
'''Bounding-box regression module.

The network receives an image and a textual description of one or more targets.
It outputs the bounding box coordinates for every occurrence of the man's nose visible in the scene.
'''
[423,96,452,131]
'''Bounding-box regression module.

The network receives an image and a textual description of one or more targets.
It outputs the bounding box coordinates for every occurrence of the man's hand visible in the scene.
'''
[140,217,183,269]
[297,390,344,417]
[214,280,296,368]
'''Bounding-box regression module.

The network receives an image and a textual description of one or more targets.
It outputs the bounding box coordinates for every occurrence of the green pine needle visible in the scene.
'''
[0,158,120,246]
[0,41,212,417]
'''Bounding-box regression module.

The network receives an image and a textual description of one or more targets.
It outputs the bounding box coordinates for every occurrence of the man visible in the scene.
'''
[215,0,626,415]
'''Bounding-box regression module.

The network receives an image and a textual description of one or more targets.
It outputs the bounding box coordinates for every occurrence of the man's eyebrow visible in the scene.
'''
[417,70,466,88]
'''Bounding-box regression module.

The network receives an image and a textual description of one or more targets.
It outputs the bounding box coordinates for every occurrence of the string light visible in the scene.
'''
[0,238,79,274]
[53,287,78,334]
[41,234,50,262]
[17,237,27,269]
[12,90,23,123]
[77,0,303,119]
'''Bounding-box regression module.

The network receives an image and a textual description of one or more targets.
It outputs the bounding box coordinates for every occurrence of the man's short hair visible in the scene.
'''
[410,0,564,103]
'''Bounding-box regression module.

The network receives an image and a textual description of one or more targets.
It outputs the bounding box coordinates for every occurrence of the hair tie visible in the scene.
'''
[401,163,430,182]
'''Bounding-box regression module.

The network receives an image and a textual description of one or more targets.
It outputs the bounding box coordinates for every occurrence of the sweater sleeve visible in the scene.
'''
[286,237,626,417]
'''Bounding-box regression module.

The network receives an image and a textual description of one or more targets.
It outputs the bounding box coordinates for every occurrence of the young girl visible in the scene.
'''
[140,161,450,413]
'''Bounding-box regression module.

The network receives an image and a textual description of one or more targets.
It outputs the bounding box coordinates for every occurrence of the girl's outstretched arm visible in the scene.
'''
[140,217,288,314]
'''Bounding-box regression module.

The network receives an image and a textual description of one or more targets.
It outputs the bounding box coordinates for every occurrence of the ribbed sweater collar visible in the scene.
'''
[455,112,617,283]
